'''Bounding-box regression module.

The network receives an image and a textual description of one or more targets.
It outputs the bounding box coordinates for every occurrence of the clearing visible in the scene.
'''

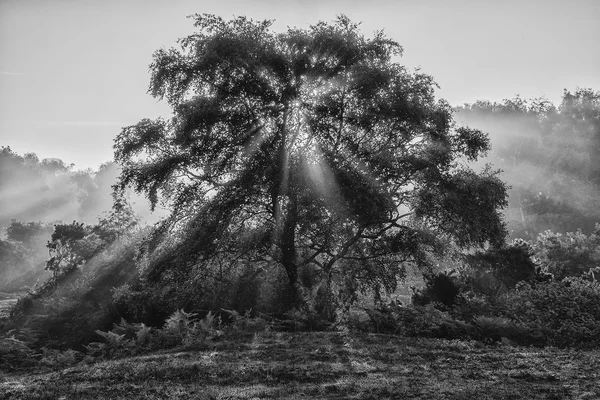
[1,331,599,399]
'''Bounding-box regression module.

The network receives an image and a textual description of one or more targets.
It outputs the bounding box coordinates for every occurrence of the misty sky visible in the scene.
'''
[1,0,599,170]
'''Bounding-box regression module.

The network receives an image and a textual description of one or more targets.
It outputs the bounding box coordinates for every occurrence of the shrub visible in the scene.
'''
[0,337,35,370]
[533,227,600,280]
[450,292,497,322]
[39,348,81,368]
[461,239,538,297]
[4,229,145,351]
[0,328,38,370]
[361,302,472,339]
[471,316,532,344]
[223,309,272,333]
[395,305,472,339]
[498,279,600,347]
[412,271,461,309]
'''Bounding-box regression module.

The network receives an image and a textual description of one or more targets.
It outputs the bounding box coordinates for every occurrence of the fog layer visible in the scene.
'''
[455,88,600,240]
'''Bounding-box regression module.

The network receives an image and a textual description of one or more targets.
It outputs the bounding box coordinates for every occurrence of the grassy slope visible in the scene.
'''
[1,332,599,399]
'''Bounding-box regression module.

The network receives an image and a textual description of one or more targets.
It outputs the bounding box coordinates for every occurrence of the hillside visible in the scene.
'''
[1,332,599,399]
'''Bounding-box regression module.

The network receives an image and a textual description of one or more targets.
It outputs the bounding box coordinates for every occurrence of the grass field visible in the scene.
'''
[1,331,599,399]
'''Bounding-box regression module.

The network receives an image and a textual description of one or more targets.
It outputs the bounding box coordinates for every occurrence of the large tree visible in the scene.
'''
[114,15,507,309]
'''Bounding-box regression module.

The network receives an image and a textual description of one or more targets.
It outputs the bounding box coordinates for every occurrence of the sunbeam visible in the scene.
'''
[302,142,345,216]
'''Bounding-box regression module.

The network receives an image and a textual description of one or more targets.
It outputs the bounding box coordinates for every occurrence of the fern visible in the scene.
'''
[164,309,197,332]
[92,329,135,358]
[135,323,152,345]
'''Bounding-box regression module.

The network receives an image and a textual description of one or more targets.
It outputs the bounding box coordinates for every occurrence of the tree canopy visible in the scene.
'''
[114,15,507,309]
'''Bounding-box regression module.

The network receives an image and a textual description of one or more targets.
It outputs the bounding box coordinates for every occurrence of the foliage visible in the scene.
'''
[412,270,461,309]
[0,221,54,292]
[0,240,29,286]
[6,219,146,351]
[88,309,228,358]
[450,291,497,321]
[461,239,539,297]
[0,146,156,229]
[360,301,471,339]
[456,89,600,240]
[38,348,81,368]
[0,147,72,227]
[43,194,139,284]
[111,256,291,328]
[498,279,600,347]
[391,305,472,339]
[5,220,54,248]
[412,239,539,320]
[0,336,35,370]
[532,225,600,280]
[222,309,273,333]
[0,328,38,370]
[92,192,140,244]
[282,307,333,331]
[115,14,507,313]
[45,221,95,279]
[471,316,530,345]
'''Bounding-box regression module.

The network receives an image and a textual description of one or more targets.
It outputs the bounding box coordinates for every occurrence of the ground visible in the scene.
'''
[1,331,599,399]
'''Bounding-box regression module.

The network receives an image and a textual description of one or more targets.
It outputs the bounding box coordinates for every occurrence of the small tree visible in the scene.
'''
[115,15,507,310]
[46,222,93,279]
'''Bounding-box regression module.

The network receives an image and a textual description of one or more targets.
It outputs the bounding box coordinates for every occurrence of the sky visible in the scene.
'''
[1,0,599,170]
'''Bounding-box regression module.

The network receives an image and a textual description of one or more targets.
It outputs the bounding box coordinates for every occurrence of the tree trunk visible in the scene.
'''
[280,192,302,308]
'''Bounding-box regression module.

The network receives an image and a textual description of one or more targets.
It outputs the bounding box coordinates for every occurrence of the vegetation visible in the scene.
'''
[1,13,600,400]
[0,220,53,292]
[455,89,600,240]
[0,149,161,291]
[114,14,507,315]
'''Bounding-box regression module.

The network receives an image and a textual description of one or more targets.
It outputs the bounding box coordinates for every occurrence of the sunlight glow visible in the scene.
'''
[303,143,344,214]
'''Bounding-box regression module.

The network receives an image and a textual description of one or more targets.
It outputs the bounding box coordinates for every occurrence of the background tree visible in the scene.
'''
[0,147,49,226]
[0,239,30,291]
[455,89,600,240]
[6,220,53,250]
[115,15,507,311]
[0,221,54,292]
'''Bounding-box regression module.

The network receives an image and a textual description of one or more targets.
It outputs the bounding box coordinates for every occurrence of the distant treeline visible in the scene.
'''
[0,147,162,291]
[456,88,600,239]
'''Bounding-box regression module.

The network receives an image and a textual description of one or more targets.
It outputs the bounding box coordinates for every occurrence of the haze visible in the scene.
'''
[1,0,599,170]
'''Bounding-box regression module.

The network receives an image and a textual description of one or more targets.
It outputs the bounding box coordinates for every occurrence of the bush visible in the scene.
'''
[412,271,461,309]
[0,328,38,370]
[0,337,35,370]
[498,279,600,347]
[361,302,472,339]
[395,305,472,339]
[461,240,538,297]
[471,316,534,344]
[533,227,600,280]
[450,292,497,322]
[39,348,81,368]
